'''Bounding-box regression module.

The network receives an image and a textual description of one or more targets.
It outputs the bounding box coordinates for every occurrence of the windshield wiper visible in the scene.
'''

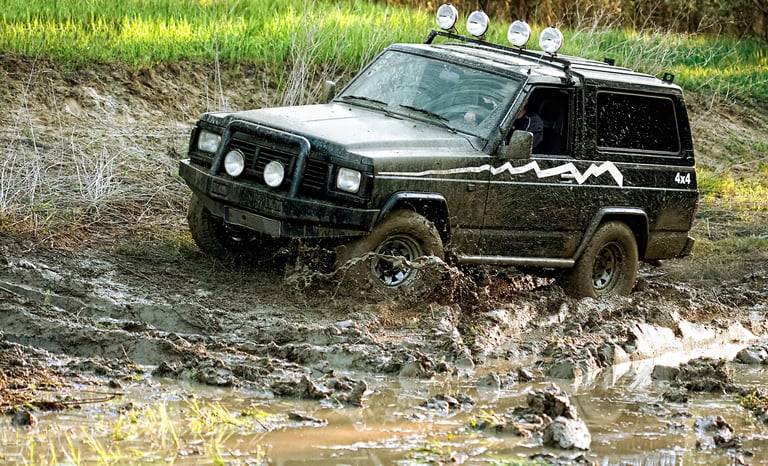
[397,104,449,122]
[339,95,400,118]
[397,104,457,134]
[340,95,389,108]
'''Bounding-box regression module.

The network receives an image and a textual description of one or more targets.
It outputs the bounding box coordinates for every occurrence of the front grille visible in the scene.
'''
[230,133,298,185]
[224,131,330,196]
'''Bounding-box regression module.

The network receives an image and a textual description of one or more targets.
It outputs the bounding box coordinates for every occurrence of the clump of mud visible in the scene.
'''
[470,384,592,451]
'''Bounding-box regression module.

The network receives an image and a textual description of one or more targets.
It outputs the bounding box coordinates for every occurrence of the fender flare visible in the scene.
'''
[573,207,649,261]
[377,192,451,243]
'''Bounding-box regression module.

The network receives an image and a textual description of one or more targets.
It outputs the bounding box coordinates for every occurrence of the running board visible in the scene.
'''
[456,255,574,268]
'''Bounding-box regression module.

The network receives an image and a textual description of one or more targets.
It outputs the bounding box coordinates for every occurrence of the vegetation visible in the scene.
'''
[0,0,428,72]
[3,399,273,464]
[392,0,768,40]
[1,0,766,102]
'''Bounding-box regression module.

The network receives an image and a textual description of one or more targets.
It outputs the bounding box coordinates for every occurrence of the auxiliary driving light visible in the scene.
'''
[466,10,490,37]
[223,150,245,177]
[507,20,531,48]
[436,4,458,31]
[263,160,285,187]
[539,27,564,54]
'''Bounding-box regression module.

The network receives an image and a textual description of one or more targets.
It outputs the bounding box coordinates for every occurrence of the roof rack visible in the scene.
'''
[424,29,575,80]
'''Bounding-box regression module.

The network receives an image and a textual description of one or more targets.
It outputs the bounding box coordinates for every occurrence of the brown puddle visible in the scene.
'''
[3,347,766,465]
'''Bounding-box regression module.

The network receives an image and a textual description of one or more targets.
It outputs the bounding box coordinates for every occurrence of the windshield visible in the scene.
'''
[338,50,521,139]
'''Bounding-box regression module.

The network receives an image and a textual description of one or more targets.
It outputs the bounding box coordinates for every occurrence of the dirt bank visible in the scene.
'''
[0,54,766,419]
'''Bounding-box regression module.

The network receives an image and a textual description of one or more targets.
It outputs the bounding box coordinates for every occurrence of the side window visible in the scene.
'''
[597,92,680,154]
[519,87,572,155]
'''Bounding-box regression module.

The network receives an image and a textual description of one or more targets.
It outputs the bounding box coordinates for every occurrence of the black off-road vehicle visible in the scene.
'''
[178,6,698,298]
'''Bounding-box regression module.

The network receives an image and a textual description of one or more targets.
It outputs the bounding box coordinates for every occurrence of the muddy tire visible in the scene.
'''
[336,210,445,298]
[187,194,288,262]
[565,221,638,298]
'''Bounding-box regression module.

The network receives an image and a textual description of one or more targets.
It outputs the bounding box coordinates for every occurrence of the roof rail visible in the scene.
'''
[424,29,575,80]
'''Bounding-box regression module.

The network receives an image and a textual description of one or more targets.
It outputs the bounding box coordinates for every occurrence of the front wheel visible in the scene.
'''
[187,194,289,263]
[336,210,445,297]
[565,221,638,298]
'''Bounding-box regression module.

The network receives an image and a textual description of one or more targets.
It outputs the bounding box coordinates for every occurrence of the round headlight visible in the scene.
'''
[197,130,221,153]
[507,20,531,47]
[466,10,490,37]
[223,150,245,177]
[263,160,285,187]
[436,4,458,31]
[539,27,564,55]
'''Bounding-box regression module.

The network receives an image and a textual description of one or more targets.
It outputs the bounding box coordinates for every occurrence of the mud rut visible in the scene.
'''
[2,231,766,404]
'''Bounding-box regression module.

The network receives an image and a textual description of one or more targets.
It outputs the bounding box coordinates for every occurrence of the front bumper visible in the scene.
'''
[179,159,379,239]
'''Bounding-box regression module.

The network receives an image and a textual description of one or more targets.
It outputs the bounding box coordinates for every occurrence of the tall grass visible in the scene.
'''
[1,0,766,102]
[4,399,275,464]
[0,0,429,73]
[565,28,768,102]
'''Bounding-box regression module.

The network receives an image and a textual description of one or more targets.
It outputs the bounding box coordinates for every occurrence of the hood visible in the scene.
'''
[200,104,481,157]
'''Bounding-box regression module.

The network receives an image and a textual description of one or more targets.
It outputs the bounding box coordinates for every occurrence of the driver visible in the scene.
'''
[513,103,544,150]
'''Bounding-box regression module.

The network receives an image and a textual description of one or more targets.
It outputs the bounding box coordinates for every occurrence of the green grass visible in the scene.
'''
[4,399,273,464]
[1,0,766,102]
[0,0,430,72]
[561,28,768,102]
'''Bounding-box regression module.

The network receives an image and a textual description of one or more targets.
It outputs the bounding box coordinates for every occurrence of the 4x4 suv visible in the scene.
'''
[178,6,698,298]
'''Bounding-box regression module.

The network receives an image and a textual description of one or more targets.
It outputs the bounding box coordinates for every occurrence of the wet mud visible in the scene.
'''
[1,232,767,461]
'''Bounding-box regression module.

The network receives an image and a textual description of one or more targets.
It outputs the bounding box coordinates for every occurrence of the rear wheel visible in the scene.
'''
[187,194,289,262]
[336,210,445,297]
[565,221,638,298]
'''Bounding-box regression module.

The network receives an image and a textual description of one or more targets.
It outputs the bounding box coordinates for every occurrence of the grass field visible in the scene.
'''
[1,0,766,102]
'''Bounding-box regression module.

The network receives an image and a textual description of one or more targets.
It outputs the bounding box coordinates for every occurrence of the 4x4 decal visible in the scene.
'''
[380,161,624,187]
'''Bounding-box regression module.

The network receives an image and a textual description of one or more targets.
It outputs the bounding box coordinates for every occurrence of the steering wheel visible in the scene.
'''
[440,104,491,124]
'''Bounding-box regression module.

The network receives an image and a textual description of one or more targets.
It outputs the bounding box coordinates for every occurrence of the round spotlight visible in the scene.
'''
[263,160,285,187]
[436,4,458,31]
[539,27,564,55]
[466,10,490,37]
[507,20,531,48]
[223,150,245,177]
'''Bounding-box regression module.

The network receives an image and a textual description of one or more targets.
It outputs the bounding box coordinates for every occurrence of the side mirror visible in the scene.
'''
[323,80,336,103]
[497,130,533,159]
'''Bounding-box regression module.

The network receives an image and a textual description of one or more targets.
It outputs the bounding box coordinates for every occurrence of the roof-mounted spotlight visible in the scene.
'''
[436,4,459,31]
[507,20,531,48]
[466,10,490,38]
[539,27,564,55]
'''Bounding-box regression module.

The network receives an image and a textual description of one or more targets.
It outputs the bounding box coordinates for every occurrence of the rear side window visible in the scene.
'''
[596,92,680,154]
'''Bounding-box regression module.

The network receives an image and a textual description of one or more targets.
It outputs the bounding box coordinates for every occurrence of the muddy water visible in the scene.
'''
[5,350,766,465]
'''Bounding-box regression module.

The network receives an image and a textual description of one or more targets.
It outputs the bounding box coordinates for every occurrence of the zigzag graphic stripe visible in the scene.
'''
[379,160,624,187]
